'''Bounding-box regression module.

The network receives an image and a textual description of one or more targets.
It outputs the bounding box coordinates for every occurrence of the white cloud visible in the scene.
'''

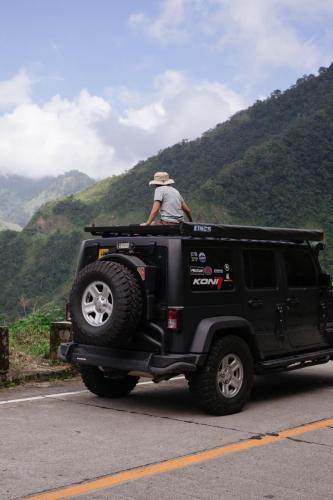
[129,0,189,43]
[105,71,245,162]
[0,70,32,110]
[154,70,188,98]
[120,102,166,131]
[0,79,115,179]
[118,69,245,141]
[129,0,333,73]
[210,0,332,73]
[104,86,141,106]
[0,70,245,179]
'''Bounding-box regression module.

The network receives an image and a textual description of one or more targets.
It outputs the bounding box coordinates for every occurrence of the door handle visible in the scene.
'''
[285,297,300,307]
[248,298,263,308]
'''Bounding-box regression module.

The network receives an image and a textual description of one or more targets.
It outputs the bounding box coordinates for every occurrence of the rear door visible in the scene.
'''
[179,243,240,353]
[282,248,323,348]
[242,248,287,355]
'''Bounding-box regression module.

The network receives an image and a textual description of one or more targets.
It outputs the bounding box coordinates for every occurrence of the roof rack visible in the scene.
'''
[85,222,324,243]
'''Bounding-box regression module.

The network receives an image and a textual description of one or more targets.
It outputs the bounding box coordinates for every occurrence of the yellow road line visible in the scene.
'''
[25,417,333,500]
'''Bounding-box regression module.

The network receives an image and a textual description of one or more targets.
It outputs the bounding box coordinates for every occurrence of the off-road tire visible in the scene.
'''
[70,260,142,346]
[80,365,139,398]
[188,335,253,415]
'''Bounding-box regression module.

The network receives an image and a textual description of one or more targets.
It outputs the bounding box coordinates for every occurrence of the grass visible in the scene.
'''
[74,176,116,204]
[10,306,63,359]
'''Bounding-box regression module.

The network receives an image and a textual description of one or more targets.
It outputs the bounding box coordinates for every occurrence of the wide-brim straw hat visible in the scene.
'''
[149,171,175,185]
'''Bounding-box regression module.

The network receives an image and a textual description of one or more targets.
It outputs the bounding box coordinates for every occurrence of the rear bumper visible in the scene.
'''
[58,342,205,376]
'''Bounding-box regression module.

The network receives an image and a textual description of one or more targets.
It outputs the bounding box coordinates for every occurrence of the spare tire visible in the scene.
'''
[70,260,143,346]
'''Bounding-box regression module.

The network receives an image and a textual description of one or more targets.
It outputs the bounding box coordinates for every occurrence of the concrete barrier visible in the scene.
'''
[0,326,9,382]
[50,321,72,360]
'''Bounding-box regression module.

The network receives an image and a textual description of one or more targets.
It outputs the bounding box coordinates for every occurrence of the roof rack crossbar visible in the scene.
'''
[84,222,324,243]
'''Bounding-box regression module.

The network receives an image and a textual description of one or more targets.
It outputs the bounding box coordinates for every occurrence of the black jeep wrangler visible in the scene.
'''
[59,222,333,415]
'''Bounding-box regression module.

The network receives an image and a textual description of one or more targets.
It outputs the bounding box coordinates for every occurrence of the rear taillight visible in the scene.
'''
[167,308,181,331]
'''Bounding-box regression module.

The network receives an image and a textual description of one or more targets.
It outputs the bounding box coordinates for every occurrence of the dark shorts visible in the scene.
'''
[159,220,181,225]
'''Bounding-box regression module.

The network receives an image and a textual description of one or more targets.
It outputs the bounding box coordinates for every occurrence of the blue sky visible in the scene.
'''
[0,0,332,178]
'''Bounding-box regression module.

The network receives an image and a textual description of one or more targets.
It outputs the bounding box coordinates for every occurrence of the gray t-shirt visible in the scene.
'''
[154,186,184,222]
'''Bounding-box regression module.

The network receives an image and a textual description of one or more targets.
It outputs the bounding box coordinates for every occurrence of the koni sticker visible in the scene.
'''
[192,277,224,289]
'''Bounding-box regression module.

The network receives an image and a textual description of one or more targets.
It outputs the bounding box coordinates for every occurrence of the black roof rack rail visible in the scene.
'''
[84,222,324,243]
[85,224,180,237]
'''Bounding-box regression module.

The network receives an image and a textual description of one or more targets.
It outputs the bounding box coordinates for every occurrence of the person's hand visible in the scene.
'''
[140,222,148,226]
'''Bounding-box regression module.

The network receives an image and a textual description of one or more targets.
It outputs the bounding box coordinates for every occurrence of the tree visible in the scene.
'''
[18,296,30,317]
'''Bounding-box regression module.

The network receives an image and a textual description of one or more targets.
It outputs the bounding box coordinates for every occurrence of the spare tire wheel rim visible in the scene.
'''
[217,353,244,399]
[81,281,113,327]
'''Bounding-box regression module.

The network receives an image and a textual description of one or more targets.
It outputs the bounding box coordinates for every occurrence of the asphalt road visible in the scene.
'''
[1,364,333,500]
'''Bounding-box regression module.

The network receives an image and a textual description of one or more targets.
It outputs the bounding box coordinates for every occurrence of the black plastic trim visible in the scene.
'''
[190,316,256,353]
[58,342,205,376]
[257,347,333,370]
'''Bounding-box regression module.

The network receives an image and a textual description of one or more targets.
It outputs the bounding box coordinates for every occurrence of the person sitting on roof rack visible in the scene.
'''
[141,171,192,226]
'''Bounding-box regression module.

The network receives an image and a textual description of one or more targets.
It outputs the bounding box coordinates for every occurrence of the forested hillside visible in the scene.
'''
[0,170,94,228]
[1,64,332,319]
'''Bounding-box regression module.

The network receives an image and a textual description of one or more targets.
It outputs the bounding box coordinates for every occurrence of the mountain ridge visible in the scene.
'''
[0,170,94,228]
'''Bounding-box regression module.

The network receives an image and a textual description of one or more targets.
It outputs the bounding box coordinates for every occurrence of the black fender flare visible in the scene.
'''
[190,316,261,359]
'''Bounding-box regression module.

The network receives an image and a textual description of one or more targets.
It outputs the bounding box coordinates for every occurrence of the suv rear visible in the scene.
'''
[59,222,333,415]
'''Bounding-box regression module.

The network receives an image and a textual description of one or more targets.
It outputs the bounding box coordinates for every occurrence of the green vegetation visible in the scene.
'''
[0,170,94,227]
[74,176,117,204]
[0,64,332,321]
[10,306,63,358]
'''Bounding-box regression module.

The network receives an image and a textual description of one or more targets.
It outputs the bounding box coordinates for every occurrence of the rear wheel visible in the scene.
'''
[188,335,253,415]
[70,261,142,346]
[80,365,139,398]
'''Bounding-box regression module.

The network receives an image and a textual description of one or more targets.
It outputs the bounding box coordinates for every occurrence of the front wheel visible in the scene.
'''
[80,365,139,398]
[188,335,253,415]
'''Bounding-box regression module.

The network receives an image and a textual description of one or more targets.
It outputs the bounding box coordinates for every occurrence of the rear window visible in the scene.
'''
[188,247,234,291]
[284,250,317,287]
[243,250,277,289]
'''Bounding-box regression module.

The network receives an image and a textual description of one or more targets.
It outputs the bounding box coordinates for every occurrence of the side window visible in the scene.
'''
[284,250,317,287]
[188,247,234,291]
[244,250,277,289]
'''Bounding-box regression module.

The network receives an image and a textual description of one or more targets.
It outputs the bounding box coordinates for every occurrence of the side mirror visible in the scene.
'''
[319,273,331,287]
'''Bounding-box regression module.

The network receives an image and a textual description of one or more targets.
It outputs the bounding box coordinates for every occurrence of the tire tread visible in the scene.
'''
[188,335,253,415]
[70,261,143,346]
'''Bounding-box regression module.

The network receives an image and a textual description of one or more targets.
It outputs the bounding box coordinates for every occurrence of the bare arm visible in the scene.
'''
[145,201,161,225]
[181,201,192,222]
